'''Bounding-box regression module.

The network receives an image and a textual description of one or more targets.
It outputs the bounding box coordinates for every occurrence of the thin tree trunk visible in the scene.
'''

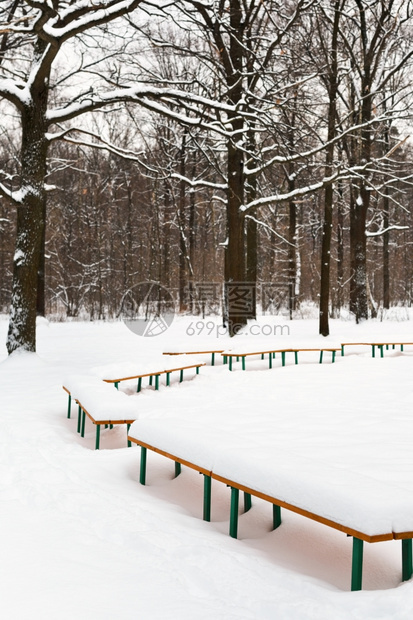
[178,134,187,312]
[319,1,340,336]
[383,192,390,309]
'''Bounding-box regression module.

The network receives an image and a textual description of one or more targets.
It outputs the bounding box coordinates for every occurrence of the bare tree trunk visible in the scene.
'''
[319,1,340,336]
[224,1,247,336]
[7,41,49,352]
[288,196,296,321]
[349,188,369,321]
[336,184,344,314]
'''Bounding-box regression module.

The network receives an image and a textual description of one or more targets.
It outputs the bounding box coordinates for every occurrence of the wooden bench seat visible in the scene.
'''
[128,418,413,591]
[221,347,341,370]
[100,361,206,391]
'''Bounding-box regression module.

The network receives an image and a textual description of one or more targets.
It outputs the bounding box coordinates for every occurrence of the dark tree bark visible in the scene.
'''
[288,193,296,321]
[178,133,187,312]
[319,1,341,336]
[224,0,248,335]
[7,39,50,352]
[383,193,390,309]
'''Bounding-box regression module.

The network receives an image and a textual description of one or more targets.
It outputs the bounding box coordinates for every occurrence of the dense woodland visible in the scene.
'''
[2,136,413,321]
[1,1,413,351]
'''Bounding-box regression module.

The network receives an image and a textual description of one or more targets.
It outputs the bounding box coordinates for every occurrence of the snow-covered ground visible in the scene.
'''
[1,311,413,619]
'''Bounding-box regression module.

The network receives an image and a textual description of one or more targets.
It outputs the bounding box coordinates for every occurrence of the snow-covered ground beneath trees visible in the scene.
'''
[1,310,413,619]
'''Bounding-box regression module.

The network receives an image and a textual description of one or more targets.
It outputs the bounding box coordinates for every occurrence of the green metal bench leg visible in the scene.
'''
[223,355,227,364]
[137,377,142,392]
[77,404,82,433]
[174,462,181,477]
[211,353,215,366]
[261,353,264,360]
[67,394,71,419]
[332,350,336,363]
[229,357,233,371]
[244,492,252,512]
[402,539,413,582]
[127,423,131,448]
[281,351,286,367]
[273,505,282,529]
[149,375,153,386]
[341,345,345,356]
[242,356,246,370]
[81,409,86,438]
[196,365,200,374]
[319,350,323,364]
[351,537,364,591]
[372,345,375,358]
[269,353,272,369]
[294,351,298,364]
[180,369,184,382]
[230,487,239,539]
[166,372,170,387]
[140,446,147,485]
[155,375,160,390]
[401,344,404,352]
[203,475,211,522]
[95,424,100,450]
[114,382,119,390]
[380,345,384,358]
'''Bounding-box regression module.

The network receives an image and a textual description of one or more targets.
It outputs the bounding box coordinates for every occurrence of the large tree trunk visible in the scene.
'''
[225,142,247,334]
[7,97,48,353]
[224,1,248,336]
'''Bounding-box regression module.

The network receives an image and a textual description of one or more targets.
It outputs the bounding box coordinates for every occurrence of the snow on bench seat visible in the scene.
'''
[129,417,413,539]
[221,340,342,369]
[163,350,225,365]
[128,414,413,590]
[341,340,413,356]
[91,357,205,390]
[63,375,139,449]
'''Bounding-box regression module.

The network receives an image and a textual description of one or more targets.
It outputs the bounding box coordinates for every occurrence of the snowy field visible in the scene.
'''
[1,311,413,619]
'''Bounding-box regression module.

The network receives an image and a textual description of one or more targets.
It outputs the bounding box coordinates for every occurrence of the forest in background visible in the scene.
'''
[1,1,413,350]
[2,133,413,322]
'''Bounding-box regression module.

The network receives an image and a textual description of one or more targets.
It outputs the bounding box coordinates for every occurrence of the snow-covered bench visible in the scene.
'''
[340,341,413,356]
[221,346,341,370]
[128,417,413,591]
[163,349,225,366]
[63,376,138,449]
[92,359,206,391]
